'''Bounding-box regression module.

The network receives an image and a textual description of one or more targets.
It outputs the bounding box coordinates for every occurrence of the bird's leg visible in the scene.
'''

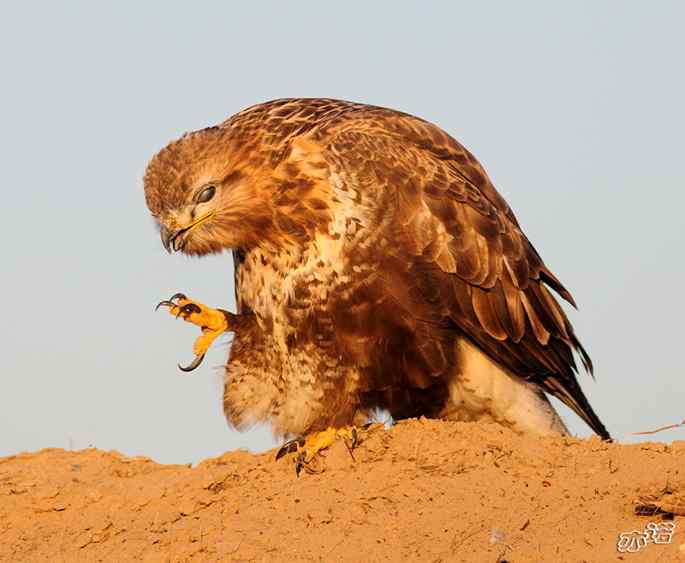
[276,426,358,477]
[155,293,231,372]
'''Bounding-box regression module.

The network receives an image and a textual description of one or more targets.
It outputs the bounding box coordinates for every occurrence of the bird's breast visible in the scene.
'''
[235,235,348,352]
[235,176,385,357]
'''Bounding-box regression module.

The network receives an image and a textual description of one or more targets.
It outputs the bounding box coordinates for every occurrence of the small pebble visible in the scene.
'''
[490,528,505,545]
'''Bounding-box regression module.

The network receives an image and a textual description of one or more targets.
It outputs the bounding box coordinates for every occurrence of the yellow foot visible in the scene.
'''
[276,426,358,477]
[155,293,230,372]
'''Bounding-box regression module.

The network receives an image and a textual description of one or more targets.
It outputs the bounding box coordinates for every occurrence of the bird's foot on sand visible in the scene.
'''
[155,293,230,372]
[276,426,358,477]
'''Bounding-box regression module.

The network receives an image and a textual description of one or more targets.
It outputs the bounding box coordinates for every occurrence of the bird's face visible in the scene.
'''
[144,127,274,256]
[156,181,221,254]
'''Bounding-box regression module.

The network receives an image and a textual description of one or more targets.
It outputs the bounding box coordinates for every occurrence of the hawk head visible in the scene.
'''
[143,126,274,256]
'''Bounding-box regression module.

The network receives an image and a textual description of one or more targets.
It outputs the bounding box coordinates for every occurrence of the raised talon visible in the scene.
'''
[155,292,230,373]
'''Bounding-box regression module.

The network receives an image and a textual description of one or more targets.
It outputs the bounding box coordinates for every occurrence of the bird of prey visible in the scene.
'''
[145,98,609,472]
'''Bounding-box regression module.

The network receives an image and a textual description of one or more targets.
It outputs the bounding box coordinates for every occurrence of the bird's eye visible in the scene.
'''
[196,185,216,203]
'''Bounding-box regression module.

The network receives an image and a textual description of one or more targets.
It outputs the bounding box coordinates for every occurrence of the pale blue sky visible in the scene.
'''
[1,2,683,464]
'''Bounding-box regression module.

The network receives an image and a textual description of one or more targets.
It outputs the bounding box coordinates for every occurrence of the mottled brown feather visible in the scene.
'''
[315,109,606,438]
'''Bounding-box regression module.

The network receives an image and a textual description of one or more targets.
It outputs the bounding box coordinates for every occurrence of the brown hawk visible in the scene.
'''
[144,98,609,472]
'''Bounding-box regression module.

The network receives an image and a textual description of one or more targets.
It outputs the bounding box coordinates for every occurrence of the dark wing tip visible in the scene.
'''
[540,269,578,309]
[542,375,610,440]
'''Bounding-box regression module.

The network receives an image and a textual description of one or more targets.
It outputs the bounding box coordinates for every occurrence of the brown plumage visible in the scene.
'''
[144,98,610,441]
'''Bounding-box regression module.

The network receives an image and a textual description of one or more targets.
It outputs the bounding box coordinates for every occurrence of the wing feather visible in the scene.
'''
[324,115,608,439]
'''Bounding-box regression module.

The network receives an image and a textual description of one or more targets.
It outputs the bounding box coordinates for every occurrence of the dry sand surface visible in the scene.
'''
[2,418,685,562]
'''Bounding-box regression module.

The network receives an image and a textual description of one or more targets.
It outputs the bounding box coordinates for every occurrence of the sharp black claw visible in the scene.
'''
[275,437,305,460]
[178,354,205,372]
[155,293,188,312]
[295,455,304,478]
[343,428,358,462]
[155,300,175,312]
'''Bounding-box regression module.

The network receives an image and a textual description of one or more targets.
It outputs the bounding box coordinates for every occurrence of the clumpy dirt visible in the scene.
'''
[1,419,685,562]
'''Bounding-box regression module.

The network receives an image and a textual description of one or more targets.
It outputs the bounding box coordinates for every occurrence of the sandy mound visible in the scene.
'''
[2,419,684,562]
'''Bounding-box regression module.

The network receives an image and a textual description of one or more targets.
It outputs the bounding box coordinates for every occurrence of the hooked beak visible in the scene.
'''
[160,211,214,253]
[160,225,178,253]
